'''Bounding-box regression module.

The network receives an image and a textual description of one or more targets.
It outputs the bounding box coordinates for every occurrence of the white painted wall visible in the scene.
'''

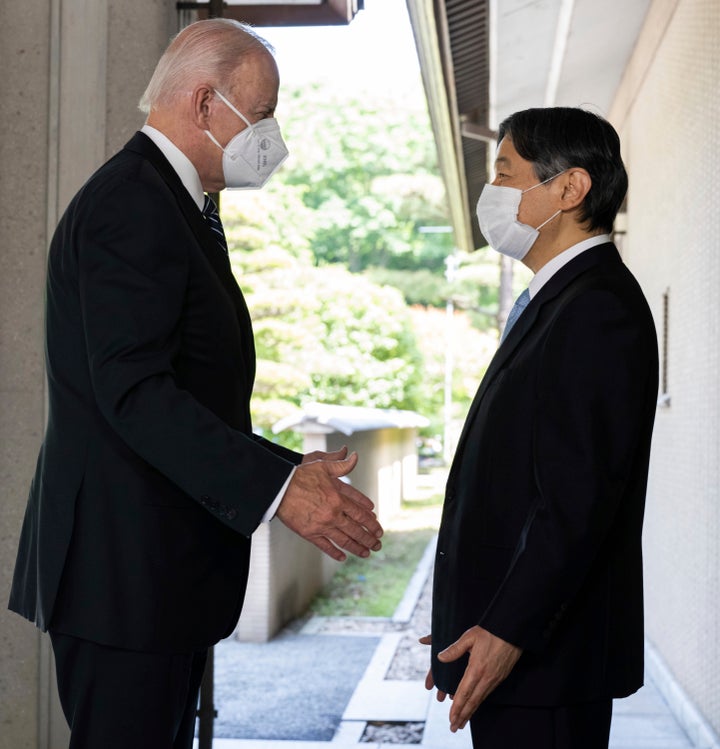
[611,0,720,734]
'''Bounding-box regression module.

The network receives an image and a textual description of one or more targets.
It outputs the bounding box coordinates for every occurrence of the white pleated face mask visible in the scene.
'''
[204,89,289,190]
[475,173,564,260]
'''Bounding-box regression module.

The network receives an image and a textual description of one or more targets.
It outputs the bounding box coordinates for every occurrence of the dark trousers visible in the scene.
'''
[470,700,612,749]
[50,631,207,749]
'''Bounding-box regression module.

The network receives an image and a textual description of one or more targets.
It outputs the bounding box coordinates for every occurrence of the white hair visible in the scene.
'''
[139,19,274,114]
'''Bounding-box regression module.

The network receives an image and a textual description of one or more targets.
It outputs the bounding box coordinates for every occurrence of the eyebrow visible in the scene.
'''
[495,155,511,167]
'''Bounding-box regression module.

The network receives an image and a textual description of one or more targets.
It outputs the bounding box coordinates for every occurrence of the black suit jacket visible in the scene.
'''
[9,132,301,653]
[431,244,658,706]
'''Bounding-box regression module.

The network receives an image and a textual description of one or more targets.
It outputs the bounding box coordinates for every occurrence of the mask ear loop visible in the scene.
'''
[204,89,256,158]
[535,209,562,231]
[523,170,565,230]
[204,129,225,152]
[522,170,566,194]
[213,89,253,129]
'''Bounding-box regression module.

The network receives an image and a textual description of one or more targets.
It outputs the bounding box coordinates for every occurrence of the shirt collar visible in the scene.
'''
[529,234,612,299]
[140,125,205,211]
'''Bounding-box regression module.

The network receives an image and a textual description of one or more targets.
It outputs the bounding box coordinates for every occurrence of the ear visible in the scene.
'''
[190,84,215,130]
[558,168,592,211]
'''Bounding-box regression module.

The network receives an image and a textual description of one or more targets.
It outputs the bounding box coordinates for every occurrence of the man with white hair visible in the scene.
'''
[9,19,383,749]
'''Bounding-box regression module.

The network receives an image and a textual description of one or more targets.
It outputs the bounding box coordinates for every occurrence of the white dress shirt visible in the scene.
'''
[528,234,612,299]
[140,124,294,521]
[141,125,205,211]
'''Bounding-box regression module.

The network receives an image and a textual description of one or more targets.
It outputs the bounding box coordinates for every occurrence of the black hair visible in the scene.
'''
[497,107,628,234]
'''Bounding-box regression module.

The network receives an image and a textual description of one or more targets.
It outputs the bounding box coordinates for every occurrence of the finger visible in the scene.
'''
[322,526,376,559]
[424,668,434,691]
[437,641,467,663]
[449,678,489,731]
[308,446,348,463]
[337,515,384,551]
[307,535,347,562]
[336,493,384,538]
[336,478,377,512]
[418,635,432,645]
[324,452,359,477]
[436,690,447,703]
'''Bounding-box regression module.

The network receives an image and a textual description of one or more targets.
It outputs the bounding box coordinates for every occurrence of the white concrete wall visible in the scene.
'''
[0,3,177,747]
[325,427,419,525]
[235,521,339,642]
[610,0,720,735]
[236,426,421,642]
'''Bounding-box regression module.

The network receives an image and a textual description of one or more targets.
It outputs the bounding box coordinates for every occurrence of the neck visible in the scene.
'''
[523,225,604,274]
[146,112,218,192]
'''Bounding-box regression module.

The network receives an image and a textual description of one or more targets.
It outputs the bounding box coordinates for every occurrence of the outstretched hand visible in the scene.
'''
[276,450,383,561]
[419,627,522,732]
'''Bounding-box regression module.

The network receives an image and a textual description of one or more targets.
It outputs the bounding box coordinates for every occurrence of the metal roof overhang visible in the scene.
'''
[405,0,492,254]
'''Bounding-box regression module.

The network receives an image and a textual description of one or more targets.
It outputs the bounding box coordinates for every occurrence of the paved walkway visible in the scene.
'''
[194,532,704,748]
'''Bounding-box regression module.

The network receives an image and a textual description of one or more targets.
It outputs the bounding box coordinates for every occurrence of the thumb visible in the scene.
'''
[437,635,471,663]
[323,451,358,477]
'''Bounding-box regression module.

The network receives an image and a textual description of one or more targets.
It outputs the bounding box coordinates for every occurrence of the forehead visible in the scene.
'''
[494,136,533,174]
[228,49,279,102]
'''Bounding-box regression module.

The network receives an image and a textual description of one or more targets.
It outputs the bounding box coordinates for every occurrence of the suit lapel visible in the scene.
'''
[450,244,621,475]
[123,132,255,344]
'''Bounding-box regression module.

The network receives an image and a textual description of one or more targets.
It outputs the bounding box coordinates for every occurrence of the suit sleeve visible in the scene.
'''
[252,433,303,465]
[478,288,657,651]
[76,177,295,536]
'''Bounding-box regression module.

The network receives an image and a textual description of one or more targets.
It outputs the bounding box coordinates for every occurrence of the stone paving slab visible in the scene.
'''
[611,713,694,747]
[422,696,473,747]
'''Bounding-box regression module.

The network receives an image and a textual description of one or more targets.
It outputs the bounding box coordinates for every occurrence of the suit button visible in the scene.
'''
[226,508,237,520]
[200,495,210,506]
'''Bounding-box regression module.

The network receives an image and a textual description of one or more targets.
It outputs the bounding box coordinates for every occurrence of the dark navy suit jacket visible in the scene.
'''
[9,132,301,653]
[431,244,658,705]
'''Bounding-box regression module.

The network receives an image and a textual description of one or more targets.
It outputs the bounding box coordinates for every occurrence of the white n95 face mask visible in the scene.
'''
[205,89,289,190]
[475,174,563,261]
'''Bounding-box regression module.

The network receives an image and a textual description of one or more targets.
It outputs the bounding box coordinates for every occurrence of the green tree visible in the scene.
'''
[222,194,424,447]
[278,84,450,273]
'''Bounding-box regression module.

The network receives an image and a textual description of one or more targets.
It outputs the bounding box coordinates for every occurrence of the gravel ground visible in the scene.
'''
[300,550,434,682]
[213,632,380,740]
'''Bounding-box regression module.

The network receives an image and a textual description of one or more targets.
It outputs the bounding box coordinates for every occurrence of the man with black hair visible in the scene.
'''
[422,107,658,748]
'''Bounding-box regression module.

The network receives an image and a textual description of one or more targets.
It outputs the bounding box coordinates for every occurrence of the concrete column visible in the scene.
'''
[0,2,177,747]
[1,1,56,744]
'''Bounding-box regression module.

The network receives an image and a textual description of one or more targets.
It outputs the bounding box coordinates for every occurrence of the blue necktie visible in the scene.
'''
[501,288,530,342]
[202,194,228,254]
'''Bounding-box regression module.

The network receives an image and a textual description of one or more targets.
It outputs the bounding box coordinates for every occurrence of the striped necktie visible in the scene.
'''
[501,288,530,342]
[202,194,228,254]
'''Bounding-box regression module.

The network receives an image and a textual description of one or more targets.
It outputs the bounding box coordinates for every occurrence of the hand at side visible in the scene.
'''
[276,451,383,561]
[420,627,522,732]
